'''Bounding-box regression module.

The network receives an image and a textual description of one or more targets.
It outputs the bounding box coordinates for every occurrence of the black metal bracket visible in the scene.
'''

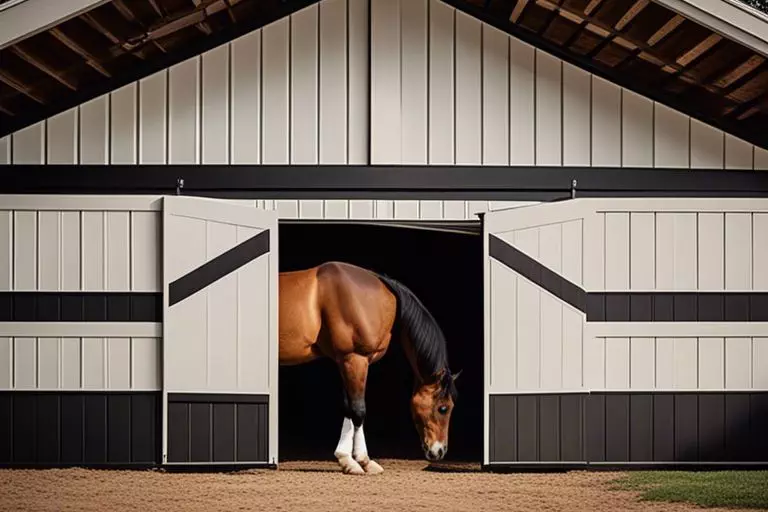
[176,177,185,196]
[571,179,577,199]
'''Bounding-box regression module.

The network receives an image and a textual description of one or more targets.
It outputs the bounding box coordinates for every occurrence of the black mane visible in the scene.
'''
[376,273,458,401]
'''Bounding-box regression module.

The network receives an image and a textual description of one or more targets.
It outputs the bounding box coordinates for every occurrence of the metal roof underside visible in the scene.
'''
[0,0,767,149]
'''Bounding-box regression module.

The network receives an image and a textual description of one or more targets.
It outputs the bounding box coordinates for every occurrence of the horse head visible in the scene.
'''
[410,368,461,461]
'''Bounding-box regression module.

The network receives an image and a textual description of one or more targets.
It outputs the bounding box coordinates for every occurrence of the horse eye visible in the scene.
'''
[438,405,448,415]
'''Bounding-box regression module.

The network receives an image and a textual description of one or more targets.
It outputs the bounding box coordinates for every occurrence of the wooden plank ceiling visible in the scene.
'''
[0,0,319,137]
[449,0,768,149]
[0,0,767,149]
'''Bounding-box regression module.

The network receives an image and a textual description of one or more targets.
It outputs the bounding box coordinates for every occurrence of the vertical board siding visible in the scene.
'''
[291,4,319,165]
[562,63,590,167]
[621,91,653,168]
[139,71,168,165]
[46,109,78,164]
[231,30,262,164]
[370,0,401,164]
[429,0,454,165]
[535,51,561,166]
[320,0,348,165]
[0,392,159,465]
[0,338,161,391]
[690,119,724,169]
[202,46,230,165]
[591,77,621,167]
[455,11,482,167]
[400,0,428,165]
[12,122,44,164]
[262,18,290,165]
[110,84,137,164]
[169,58,201,164]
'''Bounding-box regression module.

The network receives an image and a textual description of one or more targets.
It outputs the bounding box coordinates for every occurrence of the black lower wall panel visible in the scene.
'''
[489,392,768,466]
[0,392,160,467]
[167,394,269,464]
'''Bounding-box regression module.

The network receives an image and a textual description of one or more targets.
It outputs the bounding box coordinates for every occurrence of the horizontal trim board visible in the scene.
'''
[1,167,768,199]
[490,235,768,322]
[0,321,162,337]
[0,195,162,211]
[489,392,768,465]
[0,292,162,322]
[0,391,160,466]
[168,230,269,306]
[586,322,768,338]
[167,394,269,404]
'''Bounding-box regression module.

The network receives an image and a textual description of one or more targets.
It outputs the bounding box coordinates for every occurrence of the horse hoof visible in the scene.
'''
[338,456,365,475]
[362,459,384,475]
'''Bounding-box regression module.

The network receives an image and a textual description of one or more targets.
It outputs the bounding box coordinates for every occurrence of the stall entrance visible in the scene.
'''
[277,221,484,462]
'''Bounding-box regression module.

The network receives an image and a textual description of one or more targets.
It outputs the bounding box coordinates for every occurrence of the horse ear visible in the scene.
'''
[451,370,462,382]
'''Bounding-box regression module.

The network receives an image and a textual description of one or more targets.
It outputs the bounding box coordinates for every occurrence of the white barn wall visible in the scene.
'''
[1,0,767,220]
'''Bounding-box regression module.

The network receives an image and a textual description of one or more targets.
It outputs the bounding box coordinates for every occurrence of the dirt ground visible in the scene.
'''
[0,459,747,512]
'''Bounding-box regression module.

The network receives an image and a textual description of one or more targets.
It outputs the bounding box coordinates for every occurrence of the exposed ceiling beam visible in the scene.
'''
[0,70,46,104]
[652,0,768,58]
[0,0,110,50]
[9,45,78,91]
[50,27,112,77]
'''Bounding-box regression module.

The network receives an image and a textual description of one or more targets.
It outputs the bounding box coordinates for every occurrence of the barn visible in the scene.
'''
[0,0,767,471]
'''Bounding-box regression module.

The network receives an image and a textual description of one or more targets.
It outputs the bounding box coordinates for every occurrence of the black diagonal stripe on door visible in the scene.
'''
[488,234,768,322]
[168,229,270,307]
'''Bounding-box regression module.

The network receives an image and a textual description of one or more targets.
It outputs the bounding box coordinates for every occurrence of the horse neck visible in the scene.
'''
[398,329,446,387]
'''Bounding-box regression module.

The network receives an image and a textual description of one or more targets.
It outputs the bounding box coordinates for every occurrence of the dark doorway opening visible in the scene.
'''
[277,221,483,463]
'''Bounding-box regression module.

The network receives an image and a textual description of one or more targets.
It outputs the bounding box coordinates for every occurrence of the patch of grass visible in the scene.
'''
[611,471,768,510]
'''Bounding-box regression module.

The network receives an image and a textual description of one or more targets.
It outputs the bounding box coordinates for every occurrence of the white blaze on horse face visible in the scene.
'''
[334,417,355,458]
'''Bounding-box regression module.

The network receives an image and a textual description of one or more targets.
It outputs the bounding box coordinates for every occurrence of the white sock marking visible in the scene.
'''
[334,417,355,459]
[353,424,368,462]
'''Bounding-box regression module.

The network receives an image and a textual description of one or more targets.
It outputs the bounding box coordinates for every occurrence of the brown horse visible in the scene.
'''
[278,261,460,475]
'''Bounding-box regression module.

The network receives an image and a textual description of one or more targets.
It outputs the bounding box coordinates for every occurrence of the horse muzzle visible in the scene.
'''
[423,441,446,461]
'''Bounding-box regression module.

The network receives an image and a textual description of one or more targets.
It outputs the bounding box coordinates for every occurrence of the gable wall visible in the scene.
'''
[1,0,767,222]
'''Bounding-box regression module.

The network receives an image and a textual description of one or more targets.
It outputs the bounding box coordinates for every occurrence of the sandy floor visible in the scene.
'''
[0,459,745,512]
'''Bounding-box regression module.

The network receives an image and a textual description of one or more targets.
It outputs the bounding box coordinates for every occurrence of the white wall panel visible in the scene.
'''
[755,338,768,389]
[202,46,230,164]
[13,212,36,290]
[562,309,582,389]
[110,83,137,164]
[584,336,605,389]
[133,337,160,390]
[455,11,482,165]
[0,212,9,290]
[0,338,11,388]
[673,338,697,388]
[46,108,78,164]
[12,122,44,164]
[37,212,60,290]
[698,337,724,389]
[81,212,104,290]
[108,337,131,389]
[348,0,369,164]
[0,136,10,163]
[14,338,35,388]
[622,90,653,167]
[562,64,590,166]
[755,213,768,290]
[561,220,582,285]
[106,212,130,291]
[604,213,629,289]
[79,96,109,164]
[605,338,629,389]
[655,337,674,388]
[726,337,752,388]
[169,58,200,164]
[630,213,654,289]
[725,134,753,169]
[756,148,768,170]
[654,104,689,168]
[139,71,168,164]
[591,76,621,167]
[482,23,509,165]
[630,337,654,389]
[291,5,319,165]
[690,119,724,168]
[262,18,290,164]
[509,39,535,165]
[61,337,80,389]
[490,261,516,391]
[320,0,347,164]
[231,30,261,164]
[207,222,238,391]
[82,337,105,389]
[725,213,752,289]
[698,213,724,289]
[401,0,428,164]
[61,212,80,290]
[131,212,160,292]
[429,0,454,165]
[370,0,400,164]
[535,51,561,166]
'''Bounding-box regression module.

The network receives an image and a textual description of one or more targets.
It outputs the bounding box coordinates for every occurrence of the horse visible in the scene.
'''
[277,261,460,475]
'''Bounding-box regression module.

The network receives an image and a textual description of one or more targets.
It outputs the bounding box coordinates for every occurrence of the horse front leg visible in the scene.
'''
[334,354,384,475]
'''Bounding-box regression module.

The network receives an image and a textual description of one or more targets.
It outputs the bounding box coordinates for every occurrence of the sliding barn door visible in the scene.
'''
[162,196,278,466]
